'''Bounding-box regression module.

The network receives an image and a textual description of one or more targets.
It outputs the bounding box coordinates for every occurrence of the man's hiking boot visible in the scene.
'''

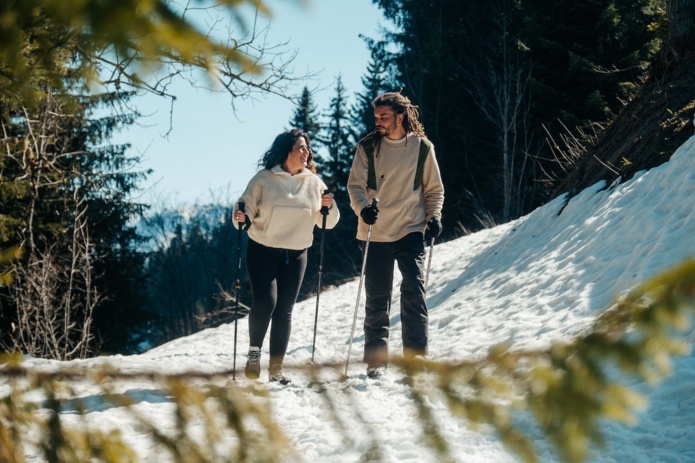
[245,347,261,380]
[268,364,291,385]
[367,365,386,379]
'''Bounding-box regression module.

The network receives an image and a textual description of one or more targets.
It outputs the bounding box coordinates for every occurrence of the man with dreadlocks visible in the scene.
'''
[347,91,444,379]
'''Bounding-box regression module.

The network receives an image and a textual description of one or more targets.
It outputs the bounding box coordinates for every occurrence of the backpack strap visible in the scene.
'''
[361,136,431,191]
[413,138,431,191]
[361,141,378,191]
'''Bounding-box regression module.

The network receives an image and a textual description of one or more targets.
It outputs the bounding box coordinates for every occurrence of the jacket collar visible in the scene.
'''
[271,164,312,177]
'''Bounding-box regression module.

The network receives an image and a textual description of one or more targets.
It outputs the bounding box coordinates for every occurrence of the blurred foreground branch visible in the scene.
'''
[1,259,694,462]
[0,0,307,107]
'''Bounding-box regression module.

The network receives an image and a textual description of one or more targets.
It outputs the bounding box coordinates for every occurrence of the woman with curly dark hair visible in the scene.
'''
[234,128,339,384]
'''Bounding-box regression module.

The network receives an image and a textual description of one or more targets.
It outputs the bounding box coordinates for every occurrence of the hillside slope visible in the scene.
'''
[551,56,695,200]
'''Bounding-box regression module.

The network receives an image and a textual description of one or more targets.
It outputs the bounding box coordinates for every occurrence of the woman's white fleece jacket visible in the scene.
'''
[236,165,339,250]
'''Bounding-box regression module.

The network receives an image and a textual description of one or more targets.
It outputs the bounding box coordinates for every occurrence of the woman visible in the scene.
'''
[234,128,339,384]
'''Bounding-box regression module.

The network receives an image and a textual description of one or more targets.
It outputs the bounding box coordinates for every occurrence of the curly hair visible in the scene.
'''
[259,128,316,174]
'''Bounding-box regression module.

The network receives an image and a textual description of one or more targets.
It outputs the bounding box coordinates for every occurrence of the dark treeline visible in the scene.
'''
[370,0,663,231]
[290,0,665,310]
[139,204,252,349]
[1,0,675,355]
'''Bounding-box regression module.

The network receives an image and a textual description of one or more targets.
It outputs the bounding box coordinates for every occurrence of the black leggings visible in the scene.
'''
[246,238,307,365]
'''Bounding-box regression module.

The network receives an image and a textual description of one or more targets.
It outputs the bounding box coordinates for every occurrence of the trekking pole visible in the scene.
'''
[342,198,378,380]
[232,201,246,381]
[424,236,435,293]
[310,190,330,364]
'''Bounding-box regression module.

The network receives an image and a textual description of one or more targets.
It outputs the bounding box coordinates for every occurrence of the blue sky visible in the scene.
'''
[119,0,386,207]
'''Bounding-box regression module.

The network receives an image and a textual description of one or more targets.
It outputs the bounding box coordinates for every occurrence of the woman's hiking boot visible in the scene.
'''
[245,347,261,379]
[268,364,291,385]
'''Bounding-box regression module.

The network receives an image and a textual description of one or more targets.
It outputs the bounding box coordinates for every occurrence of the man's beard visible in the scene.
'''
[376,123,396,137]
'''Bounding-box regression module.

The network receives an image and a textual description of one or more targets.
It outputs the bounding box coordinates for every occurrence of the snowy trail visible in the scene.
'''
[4,135,695,462]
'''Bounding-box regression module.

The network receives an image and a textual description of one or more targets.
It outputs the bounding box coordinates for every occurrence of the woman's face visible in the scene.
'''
[284,136,310,173]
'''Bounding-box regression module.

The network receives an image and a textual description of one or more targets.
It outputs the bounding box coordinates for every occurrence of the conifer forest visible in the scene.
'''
[1,0,694,357]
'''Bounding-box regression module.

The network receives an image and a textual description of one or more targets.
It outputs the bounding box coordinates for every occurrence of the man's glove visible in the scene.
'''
[360,202,380,225]
[425,216,442,240]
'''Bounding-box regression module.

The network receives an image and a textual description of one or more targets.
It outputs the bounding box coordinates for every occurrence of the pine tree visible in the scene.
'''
[320,76,353,201]
[296,77,365,302]
[72,92,152,354]
[462,0,536,222]
[371,0,663,231]
[665,0,695,60]
[351,37,396,140]
[520,0,662,128]
[289,87,321,142]
[0,85,151,357]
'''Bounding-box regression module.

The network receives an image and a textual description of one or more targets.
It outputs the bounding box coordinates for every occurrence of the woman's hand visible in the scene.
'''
[321,192,333,209]
[234,209,247,224]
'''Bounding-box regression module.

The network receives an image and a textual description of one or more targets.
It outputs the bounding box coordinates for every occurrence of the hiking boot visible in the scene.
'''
[367,365,386,379]
[268,364,291,385]
[244,347,261,380]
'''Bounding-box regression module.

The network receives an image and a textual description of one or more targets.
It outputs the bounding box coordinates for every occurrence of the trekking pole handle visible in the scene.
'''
[237,201,246,229]
[320,189,330,216]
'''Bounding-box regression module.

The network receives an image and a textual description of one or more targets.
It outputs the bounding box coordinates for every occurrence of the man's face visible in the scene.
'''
[374,105,403,138]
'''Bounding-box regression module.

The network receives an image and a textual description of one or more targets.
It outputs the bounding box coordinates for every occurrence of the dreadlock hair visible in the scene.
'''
[259,128,317,174]
[350,91,426,153]
[373,92,426,138]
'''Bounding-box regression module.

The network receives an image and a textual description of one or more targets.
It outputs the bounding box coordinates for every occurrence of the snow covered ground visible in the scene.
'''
[4,135,695,462]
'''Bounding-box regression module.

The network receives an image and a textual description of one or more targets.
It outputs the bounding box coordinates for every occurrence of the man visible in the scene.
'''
[347,91,445,378]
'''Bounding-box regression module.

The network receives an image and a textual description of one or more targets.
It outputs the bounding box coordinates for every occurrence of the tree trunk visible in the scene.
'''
[667,0,695,59]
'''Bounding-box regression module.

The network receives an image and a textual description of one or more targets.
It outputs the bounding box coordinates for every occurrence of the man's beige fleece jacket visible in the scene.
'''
[347,134,444,242]
[236,165,339,250]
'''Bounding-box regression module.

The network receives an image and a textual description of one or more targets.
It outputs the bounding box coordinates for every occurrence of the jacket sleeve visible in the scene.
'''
[422,145,445,220]
[347,144,371,216]
[235,171,264,222]
[321,199,340,230]
[316,180,340,230]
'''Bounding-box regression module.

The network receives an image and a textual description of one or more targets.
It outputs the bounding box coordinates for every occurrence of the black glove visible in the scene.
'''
[425,216,442,240]
[360,203,380,225]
